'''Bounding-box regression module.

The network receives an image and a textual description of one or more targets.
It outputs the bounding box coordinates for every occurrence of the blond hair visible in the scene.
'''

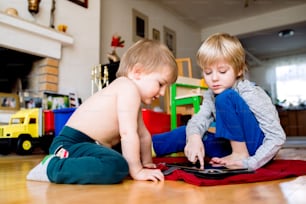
[197,33,248,79]
[116,39,178,83]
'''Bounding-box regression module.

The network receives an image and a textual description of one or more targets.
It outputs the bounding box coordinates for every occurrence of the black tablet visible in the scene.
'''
[163,163,254,179]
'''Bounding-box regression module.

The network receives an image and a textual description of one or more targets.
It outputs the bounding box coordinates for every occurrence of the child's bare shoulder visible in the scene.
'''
[111,77,138,93]
[113,77,133,85]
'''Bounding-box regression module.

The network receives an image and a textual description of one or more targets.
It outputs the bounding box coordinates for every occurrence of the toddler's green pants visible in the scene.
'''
[47,126,129,184]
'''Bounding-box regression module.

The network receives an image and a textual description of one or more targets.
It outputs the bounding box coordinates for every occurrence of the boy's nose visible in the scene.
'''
[212,72,218,81]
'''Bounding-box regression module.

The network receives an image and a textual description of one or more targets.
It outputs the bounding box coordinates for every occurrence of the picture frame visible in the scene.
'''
[68,0,88,8]
[43,92,70,110]
[152,28,160,41]
[132,9,148,42]
[163,26,177,57]
[24,97,42,109]
[0,93,20,111]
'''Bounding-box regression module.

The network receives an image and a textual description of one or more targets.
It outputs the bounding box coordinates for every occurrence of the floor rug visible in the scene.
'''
[153,158,306,186]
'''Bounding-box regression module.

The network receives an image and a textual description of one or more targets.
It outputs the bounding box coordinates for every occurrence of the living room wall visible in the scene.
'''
[1,0,101,102]
[1,0,201,102]
[99,0,201,75]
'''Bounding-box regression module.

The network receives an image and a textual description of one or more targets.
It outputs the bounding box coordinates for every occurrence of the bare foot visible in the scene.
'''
[210,153,248,169]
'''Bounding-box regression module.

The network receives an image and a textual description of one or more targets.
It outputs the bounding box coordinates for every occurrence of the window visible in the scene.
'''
[11,118,24,124]
[276,64,306,107]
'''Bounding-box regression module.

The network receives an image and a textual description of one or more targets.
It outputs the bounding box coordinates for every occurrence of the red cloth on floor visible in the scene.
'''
[153,157,188,164]
[156,160,306,186]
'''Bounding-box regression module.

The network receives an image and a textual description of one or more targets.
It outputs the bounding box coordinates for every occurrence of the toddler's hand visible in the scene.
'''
[133,168,164,182]
[143,163,157,169]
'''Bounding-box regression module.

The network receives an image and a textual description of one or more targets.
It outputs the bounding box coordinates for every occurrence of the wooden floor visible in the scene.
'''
[1,147,306,204]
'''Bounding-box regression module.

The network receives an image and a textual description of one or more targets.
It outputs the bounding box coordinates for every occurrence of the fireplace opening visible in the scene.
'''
[0,47,42,93]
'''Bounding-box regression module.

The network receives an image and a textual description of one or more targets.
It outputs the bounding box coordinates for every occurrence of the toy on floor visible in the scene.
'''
[0,108,54,155]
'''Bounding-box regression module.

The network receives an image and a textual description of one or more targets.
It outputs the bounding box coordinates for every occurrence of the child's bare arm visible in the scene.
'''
[137,111,155,167]
[117,81,163,181]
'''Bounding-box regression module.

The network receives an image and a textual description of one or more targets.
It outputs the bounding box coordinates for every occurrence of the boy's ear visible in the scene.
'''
[237,68,243,77]
[131,63,144,79]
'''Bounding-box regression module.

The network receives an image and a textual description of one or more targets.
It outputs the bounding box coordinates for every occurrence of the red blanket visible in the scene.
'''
[154,159,306,186]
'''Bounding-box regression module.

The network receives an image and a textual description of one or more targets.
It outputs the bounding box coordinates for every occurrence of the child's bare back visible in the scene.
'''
[66,77,140,148]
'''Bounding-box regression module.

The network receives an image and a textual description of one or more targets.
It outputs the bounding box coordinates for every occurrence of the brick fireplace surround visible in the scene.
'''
[0,12,73,95]
[31,58,60,94]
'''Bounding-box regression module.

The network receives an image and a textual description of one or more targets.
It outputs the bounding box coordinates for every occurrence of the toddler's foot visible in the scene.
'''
[26,155,55,182]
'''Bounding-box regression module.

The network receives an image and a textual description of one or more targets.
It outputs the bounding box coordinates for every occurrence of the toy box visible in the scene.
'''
[44,110,54,133]
[53,108,76,136]
[142,109,180,135]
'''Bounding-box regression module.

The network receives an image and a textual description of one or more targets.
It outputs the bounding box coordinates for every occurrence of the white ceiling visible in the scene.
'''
[149,0,306,66]
[151,0,305,28]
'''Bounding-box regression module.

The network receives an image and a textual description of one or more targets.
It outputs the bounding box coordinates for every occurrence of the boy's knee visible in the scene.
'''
[215,89,241,108]
[216,88,235,100]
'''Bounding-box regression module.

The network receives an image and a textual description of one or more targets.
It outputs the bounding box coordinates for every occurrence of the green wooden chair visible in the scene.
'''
[169,58,208,130]
[170,81,207,129]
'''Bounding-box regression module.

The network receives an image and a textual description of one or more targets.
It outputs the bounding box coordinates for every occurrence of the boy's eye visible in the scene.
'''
[203,70,212,75]
[219,66,229,74]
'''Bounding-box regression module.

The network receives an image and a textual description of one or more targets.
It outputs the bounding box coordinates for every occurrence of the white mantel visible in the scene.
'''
[0,11,73,59]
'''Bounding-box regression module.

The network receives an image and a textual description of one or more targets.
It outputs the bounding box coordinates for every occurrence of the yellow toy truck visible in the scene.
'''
[0,108,54,155]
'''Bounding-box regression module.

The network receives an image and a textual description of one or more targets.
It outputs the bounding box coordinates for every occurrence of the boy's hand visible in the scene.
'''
[133,168,164,182]
[184,134,205,169]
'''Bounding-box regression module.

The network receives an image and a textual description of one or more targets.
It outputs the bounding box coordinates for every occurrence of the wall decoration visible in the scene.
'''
[152,28,160,41]
[50,0,56,28]
[28,0,41,14]
[57,24,68,32]
[24,97,42,109]
[0,93,20,111]
[132,9,148,42]
[163,26,176,57]
[68,0,88,8]
[43,92,70,110]
[107,34,125,63]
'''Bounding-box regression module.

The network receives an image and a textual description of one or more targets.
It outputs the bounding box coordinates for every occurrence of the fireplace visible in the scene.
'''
[0,47,42,93]
[0,12,73,96]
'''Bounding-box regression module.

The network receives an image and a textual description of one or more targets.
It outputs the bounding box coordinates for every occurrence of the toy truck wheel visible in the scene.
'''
[16,135,34,155]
